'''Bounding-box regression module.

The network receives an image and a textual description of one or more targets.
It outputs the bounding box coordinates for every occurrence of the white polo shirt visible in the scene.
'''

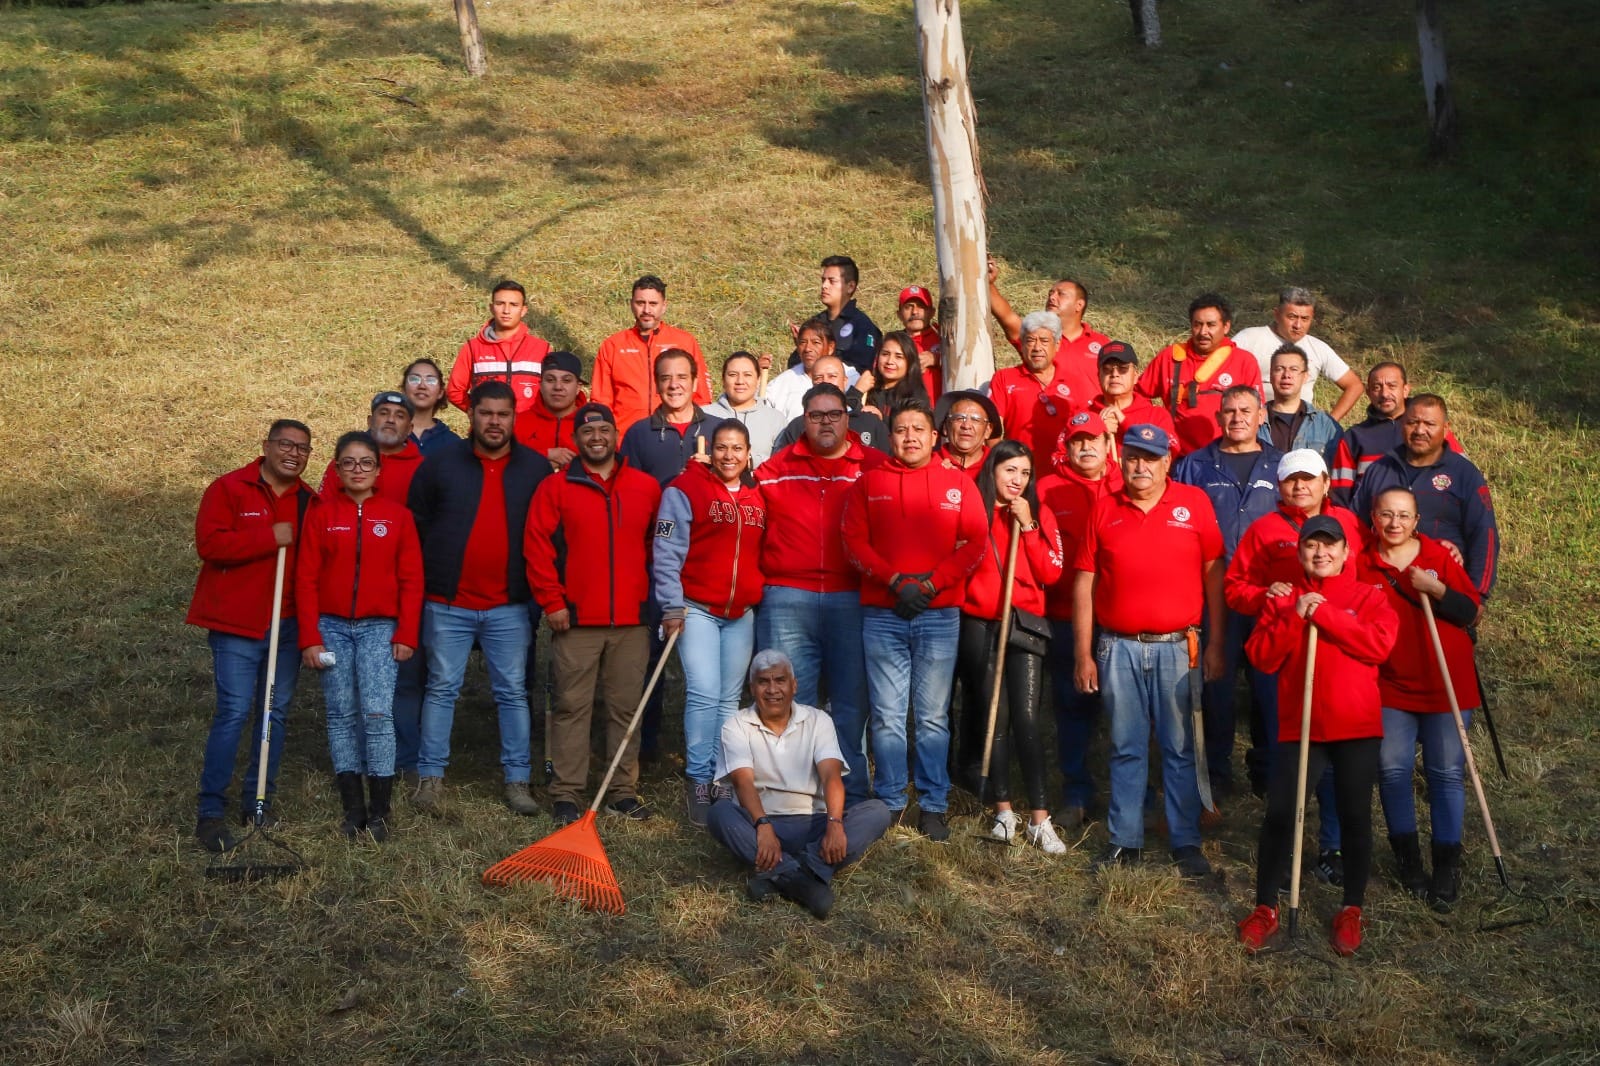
[1233,326,1352,404]
[764,365,861,422]
[715,702,846,816]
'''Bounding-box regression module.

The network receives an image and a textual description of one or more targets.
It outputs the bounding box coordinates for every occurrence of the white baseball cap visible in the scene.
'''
[1277,449,1329,480]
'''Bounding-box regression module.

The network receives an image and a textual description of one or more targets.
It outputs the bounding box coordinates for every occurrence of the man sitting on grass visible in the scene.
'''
[707,650,893,920]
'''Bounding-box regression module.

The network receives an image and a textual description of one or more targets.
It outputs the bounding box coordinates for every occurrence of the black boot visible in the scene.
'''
[1389,832,1429,898]
[336,772,367,839]
[1429,841,1463,911]
[366,776,394,843]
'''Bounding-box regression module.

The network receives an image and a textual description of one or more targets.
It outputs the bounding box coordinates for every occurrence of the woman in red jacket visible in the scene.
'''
[653,421,768,827]
[1239,516,1397,956]
[297,431,424,841]
[1359,486,1482,908]
[954,441,1068,853]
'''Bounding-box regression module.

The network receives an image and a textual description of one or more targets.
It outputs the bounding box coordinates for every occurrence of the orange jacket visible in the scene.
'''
[591,323,712,434]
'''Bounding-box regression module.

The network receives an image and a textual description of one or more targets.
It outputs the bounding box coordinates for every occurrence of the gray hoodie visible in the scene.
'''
[703,394,788,466]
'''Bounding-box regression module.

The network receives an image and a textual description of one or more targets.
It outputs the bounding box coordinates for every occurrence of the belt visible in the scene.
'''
[1103,628,1191,643]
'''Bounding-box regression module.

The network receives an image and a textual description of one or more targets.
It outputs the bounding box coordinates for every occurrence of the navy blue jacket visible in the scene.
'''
[406,438,551,602]
[1353,445,1498,597]
[618,406,723,487]
[785,299,883,374]
[1173,441,1285,562]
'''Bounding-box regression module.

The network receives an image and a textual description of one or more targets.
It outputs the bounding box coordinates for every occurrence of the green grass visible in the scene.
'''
[2,0,1598,1061]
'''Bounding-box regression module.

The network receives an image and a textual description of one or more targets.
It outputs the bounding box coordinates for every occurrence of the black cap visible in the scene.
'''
[573,402,616,428]
[1299,515,1346,544]
[1097,340,1138,367]
[371,390,414,414]
[543,350,583,380]
[933,389,1003,440]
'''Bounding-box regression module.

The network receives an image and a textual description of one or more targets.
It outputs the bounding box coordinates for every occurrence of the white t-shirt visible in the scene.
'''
[1233,326,1352,404]
[764,365,861,422]
[715,702,845,816]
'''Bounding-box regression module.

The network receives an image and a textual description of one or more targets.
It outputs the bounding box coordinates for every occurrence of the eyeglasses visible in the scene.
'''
[946,413,988,426]
[806,409,847,424]
[337,457,379,472]
[406,374,441,386]
[1374,510,1416,522]
[267,438,311,456]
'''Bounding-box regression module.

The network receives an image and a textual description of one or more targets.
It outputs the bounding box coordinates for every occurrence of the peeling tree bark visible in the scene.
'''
[1416,0,1457,157]
[454,0,489,78]
[914,0,993,392]
[1130,0,1161,48]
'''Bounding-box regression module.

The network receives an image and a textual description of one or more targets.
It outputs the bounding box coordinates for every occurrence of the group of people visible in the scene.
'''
[186,258,1499,944]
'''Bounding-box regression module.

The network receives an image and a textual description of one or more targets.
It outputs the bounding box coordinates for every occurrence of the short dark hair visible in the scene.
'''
[821,255,859,287]
[723,350,761,375]
[1406,393,1449,419]
[1369,360,1408,384]
[654,348,696,378]
[469,380,516,408]
[491,279,526,301]
[402,358,449,415]
[1270,344,1308,370]
[801,382,847,411]
[267,418,311,441]
[797,315,834,343]
[1057,278,1091,309]
[890,400,936,432]
[1188,292,1232,324]
[334,430,380,461]
[632,274,667,298]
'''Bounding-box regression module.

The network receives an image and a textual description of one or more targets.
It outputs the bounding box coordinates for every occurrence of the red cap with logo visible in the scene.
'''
[898,285,933,308]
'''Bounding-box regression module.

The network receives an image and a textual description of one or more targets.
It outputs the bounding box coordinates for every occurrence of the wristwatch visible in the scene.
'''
[753,815,772,828]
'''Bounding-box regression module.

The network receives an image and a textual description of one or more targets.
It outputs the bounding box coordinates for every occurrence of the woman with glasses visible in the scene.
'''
[297,431,424,841]
[401,359,460,457]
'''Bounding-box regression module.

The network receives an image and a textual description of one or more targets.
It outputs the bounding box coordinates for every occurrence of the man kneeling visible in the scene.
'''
[708,650,892,919]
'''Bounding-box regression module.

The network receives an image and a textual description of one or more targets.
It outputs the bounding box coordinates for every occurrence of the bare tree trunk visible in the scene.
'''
[454,0,489,78]
[1416,0,1457,157]
[914,0,993,392]
[1130,0,1161,48]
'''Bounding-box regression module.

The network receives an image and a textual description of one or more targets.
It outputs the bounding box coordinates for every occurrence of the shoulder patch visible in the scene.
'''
[654,520,676,538]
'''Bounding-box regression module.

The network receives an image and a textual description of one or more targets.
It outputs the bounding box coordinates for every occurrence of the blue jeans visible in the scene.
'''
[1050,620,1102,808]
[392,641,426,774]
[863,606,959,813]
[755,586,871,803]
[1378,707,1471,845]
[680,603,755,784]
[318,616,398,777]
[1098,633,1202,850]
[419,601,532,782]
[707,798,893,884]
[197,622,300,820]
[1203,610,1274,788]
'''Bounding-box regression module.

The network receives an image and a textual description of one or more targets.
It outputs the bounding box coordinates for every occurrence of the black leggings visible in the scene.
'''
[955,614,1048,809]
[1255,737,1380,908]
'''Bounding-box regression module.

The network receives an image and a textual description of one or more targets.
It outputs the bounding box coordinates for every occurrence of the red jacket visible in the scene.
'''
[910,326,944,402]
[591,323,713,434]
[318,440,424,507]
[447,321,551,413]
[1135,340,1262,455]
[1086,394,1177,451]
[652,461,767,619]
[841,458,988,609]
[989,363,1096,461]
[514,388,589,462]
[1246,566,1398,742]
[961,506,1064,619]
[524,458,661,626]
[1225,504,1367,618]
[1036,464,1120,620]
[186,459,314,639]
[1357,535,1482,712]
[295,490,424,649]
[755,435,888,593]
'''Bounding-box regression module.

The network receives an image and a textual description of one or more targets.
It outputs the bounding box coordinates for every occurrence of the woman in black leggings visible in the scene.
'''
[954,441,1067,854]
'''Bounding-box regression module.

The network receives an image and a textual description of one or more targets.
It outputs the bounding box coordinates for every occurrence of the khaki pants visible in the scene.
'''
[550,625,650,806]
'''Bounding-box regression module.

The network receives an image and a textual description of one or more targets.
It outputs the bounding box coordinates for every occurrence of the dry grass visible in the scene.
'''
[2,0,1599,1061]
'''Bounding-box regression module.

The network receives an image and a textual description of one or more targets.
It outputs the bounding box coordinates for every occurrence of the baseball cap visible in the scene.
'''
[1277,448,1329,481]
[1097,340,1138,367]
[1121,422,1171,457]
[371,391,414,414]
[1299,514,1346,543]
[1064,409,1108,439]
[573,402,616,427]
[543,350,584,380]
[898,285,933,308]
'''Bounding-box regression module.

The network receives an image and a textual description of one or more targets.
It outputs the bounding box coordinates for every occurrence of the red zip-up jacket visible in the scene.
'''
[295,490,424,649]
[1035,463,1121,620]
[1225,504,1367,618]
[652,460,767,620]
[1357,535,1481,712]
[514,388,589,463]
[1135,340,1262,455]
[317,440,424,507]
[840,458,988,609]
[185,459,313,639]
[1245,566,1398,742]
[591,323,713,434]
[446,321,551,413]
[524,458,661,626]
[961,506,1064,619]
[754,435,888,593]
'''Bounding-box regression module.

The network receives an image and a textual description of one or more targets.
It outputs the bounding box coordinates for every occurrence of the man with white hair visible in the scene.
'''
[707,650,894,919]
[1234,287,1364,421]
[989,310,1095,459]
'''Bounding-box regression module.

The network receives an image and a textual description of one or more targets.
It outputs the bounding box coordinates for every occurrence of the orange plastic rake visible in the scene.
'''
[482,629,680,913]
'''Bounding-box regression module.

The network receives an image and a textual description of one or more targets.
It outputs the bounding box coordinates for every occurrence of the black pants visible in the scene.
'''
[955,614,1048,810]
[1255,736,1379,909]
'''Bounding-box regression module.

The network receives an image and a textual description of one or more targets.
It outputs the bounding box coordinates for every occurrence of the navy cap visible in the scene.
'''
[371,390,414,414]
[573,402,616,428]
[543,350,583,380]
[1097,340,1138,367]
[1121,421,1171,456]
[1299,514,1347,544]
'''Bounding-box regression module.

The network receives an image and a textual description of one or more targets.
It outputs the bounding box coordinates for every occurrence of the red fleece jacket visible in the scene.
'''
[840,458,988,608]
[185,459,312,639]
[1225,504,1367,617]
[961,506,1065,619]
[754,436,888,593]
[295,490,424,648]
[1036,464,1120,620]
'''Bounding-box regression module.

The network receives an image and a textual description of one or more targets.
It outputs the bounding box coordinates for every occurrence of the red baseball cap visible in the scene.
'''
[1064,409,1108,439]
[898,285,932,308]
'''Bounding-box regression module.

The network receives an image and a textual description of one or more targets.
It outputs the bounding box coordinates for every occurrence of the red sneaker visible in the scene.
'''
[1330,905,1364,956]
[1237,904,1279,953]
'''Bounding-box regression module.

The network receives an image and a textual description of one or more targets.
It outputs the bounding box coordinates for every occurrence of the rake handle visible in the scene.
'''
[1288,623,1317,933]
[1421,595,1503,861]
[251,547,288,822]
[590,628,681,812]
[977,520,1023,787]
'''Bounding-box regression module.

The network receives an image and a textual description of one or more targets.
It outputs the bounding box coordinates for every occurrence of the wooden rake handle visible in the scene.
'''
[1421,595,1503,860]
[1288,622,1318,927]
[978,520,1024,783]
[590,628,681,812]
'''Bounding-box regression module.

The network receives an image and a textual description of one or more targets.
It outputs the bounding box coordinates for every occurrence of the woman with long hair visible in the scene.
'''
[852,331,931,423]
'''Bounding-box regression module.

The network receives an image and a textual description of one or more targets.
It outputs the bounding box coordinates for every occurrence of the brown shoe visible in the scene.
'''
[412,775,444,815]
[503,781,540,816]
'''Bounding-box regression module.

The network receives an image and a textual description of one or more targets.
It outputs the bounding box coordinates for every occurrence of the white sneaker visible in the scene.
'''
[1026,816,1068,855]
[990,809,1020,842]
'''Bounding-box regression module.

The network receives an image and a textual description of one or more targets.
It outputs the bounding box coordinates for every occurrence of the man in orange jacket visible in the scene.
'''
[591,275,712,434]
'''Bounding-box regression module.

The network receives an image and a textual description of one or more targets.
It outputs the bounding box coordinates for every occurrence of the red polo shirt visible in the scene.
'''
[990,363,1096,461]
[1074,480,1223,634]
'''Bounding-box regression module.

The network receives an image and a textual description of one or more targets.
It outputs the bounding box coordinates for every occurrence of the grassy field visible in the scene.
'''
[2,0,1599,1061]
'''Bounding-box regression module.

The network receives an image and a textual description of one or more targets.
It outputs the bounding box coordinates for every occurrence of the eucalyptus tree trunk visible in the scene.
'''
[1416,0,1457,157]
[914,0,993,391]
[1130,0,1161,47]
[454,0,488,77]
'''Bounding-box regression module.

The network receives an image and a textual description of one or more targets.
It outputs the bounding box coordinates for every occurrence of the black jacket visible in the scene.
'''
[618,406,723,487]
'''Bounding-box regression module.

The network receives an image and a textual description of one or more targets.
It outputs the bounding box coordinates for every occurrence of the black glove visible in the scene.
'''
[892,574,933,621]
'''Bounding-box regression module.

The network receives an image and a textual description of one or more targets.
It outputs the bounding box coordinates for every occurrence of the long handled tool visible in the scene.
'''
[1286,623,1318,939]
[975,521,1022,838]
[207,546,306,882]
[1188,629,1217,815]
[542,655,555,786]
[482,629,681,913]
[1421,598,1548,930]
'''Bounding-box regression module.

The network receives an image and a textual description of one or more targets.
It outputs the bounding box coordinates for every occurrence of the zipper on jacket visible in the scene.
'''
[349,500,364,618]
[724,490,744,617]
[607,485,618,624]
